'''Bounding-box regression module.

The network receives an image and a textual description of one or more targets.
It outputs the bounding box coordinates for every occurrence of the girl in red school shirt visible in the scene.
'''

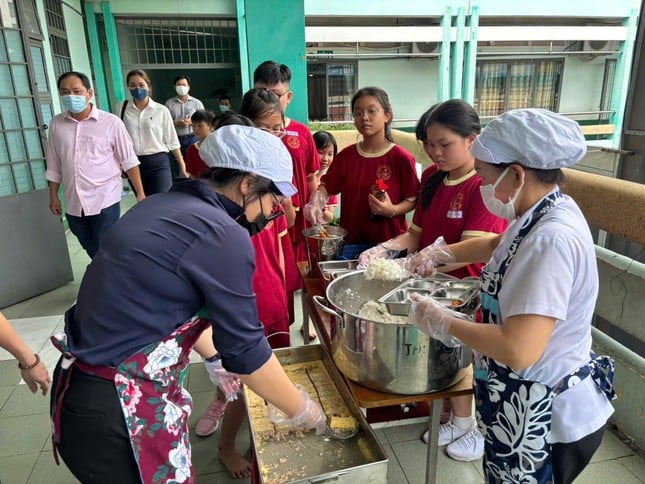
[305,86,419,246]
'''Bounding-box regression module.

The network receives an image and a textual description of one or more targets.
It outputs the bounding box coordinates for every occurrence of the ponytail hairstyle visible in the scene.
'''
[415,99,481,209]
[239,88,283,122]
[351,86,394,143]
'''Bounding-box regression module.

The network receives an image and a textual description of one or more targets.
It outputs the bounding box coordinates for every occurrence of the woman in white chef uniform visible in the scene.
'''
[408,109,616,484]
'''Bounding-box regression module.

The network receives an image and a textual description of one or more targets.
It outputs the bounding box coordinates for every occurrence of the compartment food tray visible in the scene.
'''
[244,344,388,484]
[378,276,479,316]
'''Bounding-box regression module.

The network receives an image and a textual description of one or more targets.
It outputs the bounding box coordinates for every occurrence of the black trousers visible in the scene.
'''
[137,152,172,195]
[51,358,141,484]
[552,424,606,484]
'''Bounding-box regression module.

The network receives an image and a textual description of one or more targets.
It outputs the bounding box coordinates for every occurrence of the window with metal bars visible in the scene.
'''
[474,59,563,119]
[115,18,239,68]
[44,0,71,78]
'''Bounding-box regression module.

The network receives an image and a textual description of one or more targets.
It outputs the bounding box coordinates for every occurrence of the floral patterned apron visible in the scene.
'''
[474,190,616,484]
[51,315,211,484]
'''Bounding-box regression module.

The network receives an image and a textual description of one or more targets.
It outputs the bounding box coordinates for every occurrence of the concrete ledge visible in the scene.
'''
[562,169,645,245]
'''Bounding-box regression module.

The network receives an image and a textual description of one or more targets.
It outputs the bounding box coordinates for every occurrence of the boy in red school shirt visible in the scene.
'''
[254,61,320,340]
[183,109,216,177]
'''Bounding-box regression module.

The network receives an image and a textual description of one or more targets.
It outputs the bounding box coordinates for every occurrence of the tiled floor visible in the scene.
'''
[1,192,643,483]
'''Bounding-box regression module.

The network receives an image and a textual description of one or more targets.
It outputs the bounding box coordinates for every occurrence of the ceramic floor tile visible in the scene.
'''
[186,363,215,393]
[19,285,78,319]
[575,458,644,484]
[390,438,483,484]
[0,452,39,484]
[382,443,407,484]
[27,451,80,484]
[0,385,49,418]
[0,413,51,457]
[591,430,635,463]
[383,421,427,444]
[0,360,22,386]
[618,454,645,481]
[0,299,35,319]
[0,316,62,361]
[0,385,14,410]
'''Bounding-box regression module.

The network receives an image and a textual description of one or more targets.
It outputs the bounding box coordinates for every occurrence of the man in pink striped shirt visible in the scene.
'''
[46,71,145,258]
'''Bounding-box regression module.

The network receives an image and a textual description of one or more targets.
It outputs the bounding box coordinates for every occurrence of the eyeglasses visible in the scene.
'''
[259,127,287,138]
[266,193,285,221]
[352,108,385,119]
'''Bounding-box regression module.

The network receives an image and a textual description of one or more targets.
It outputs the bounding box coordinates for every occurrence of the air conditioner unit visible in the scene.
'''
[412,42,439,54]
[582,40,619,53]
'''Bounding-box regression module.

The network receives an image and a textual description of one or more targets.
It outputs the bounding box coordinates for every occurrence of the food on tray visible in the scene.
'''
[246,360,355,442]
[364,258,407,281]
[329,415,359,434]
[451,299,463,307]
[357,300,410,324]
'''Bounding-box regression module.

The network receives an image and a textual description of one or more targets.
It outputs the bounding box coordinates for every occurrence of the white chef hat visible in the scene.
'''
[471,109,587,169]
[200,125,297,197]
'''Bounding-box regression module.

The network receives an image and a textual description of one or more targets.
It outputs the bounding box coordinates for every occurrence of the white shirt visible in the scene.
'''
[490,190,614,443]
[118,99,180,156]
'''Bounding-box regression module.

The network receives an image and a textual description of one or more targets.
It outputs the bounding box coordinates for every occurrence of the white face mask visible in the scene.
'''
[479,167,524,220]
[175,85,189,96]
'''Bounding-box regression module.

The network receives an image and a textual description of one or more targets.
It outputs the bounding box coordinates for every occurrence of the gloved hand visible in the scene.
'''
[303,190,329,226]
[408,292,464,347]
[204,358,241,402]
[407,236,456,277]
[267,385,327,435]
[357,239,407,269]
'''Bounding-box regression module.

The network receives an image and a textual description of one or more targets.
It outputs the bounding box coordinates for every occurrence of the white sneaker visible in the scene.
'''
[446,428,485,461]
[422,421,471,446]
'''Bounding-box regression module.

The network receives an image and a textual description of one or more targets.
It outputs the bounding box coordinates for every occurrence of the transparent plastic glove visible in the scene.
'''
[408,292,463,347]
[267,385,327,435]
[204,358,241,402]
[357,238,407,269]
[303,190,329,226]
[408,236,456,277]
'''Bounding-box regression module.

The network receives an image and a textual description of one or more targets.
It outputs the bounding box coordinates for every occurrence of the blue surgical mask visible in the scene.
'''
[130,88,148,101]
[62,95,87,114]
[219,104,229,113]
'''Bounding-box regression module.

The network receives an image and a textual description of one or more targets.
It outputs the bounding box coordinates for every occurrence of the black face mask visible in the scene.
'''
[236,195,283,236]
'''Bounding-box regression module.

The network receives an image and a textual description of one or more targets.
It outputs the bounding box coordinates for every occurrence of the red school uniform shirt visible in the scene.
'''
[283,119,320,263]
[251,214,290,348]
[321,143,419,246]
[184,142,208,177]
[412,165,508,279]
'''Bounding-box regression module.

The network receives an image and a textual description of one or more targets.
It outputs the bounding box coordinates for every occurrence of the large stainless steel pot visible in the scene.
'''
[314,271,470,395]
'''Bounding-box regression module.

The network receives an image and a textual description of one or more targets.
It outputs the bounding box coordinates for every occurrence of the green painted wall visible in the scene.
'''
[242,0,309,123]
[107,0,235,15]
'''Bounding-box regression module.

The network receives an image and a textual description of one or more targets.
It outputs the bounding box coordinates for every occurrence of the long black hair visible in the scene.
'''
[415,99,481,209]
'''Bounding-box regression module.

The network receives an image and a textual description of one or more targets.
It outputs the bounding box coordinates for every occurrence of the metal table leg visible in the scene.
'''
[301,291,311,345]
[425,400,441,484]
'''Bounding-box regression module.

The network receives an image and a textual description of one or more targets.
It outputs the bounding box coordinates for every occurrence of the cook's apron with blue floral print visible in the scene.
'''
[51,315,211,484]
[474,190,616,484]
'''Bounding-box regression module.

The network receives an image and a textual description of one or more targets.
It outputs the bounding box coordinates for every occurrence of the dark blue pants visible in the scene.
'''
[138,152,172,195]
[66,202,120,258]
[169,134,197,177]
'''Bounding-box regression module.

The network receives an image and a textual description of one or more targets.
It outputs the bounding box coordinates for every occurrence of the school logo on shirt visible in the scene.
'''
[447,192,464,219]
[375,164,392,181]
[286,135,300,150]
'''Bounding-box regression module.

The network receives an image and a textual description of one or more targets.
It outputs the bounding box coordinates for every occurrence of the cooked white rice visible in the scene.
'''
[357,300,410,324]
[364,258,407,281]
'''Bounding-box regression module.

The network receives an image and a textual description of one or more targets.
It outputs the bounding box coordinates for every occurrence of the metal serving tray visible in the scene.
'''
[378,276,480,316]
[318,259,359,281]
[244,344,388,484]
